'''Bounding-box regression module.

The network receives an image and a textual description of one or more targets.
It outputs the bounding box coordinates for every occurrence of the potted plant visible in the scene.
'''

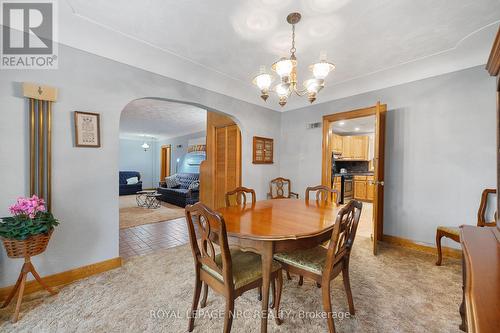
[0,195,59,322]
[0,195,58,256]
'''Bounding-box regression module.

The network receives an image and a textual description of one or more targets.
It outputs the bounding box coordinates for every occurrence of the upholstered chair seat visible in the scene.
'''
[203,249,282,289]
[273,200,363,333]
[436,226,460,237]
[274,247,330,275]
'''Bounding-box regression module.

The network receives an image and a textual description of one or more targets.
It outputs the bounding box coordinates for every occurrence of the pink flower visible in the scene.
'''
[8,195,46,218]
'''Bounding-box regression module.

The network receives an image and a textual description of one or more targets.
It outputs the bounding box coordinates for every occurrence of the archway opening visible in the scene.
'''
[118,98,241,258]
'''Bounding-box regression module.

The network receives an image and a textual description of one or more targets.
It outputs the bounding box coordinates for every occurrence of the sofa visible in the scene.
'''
[119,171,143,196]
[157,173,199,207]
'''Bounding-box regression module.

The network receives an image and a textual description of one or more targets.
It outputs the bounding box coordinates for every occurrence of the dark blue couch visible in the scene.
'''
[119,171,143,196]
[157,173,199,207]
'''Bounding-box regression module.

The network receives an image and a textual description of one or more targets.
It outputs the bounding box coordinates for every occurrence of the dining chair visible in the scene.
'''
[298,185,341,288]
[435,188,497,265]
[305,185,340,206]
[267,177,299,199]
[224,186,269,302]
[185,202,284,332]
[225,186,256,207]
[274,200,363,333]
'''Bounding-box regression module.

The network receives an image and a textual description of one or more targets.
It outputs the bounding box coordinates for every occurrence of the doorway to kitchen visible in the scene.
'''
[322,102,387,254]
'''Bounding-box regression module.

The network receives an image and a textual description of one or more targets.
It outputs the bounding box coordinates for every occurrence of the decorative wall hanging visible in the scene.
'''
[253,136,273,164]
[23,82,58,211]
[74,111,101,148]
[188,144,206,153]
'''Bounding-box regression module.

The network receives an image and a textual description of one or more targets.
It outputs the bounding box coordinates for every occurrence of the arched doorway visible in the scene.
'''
[118,98,241,258]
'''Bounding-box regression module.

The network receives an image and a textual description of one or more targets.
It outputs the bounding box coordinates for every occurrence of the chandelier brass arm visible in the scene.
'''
[252,12,335,107]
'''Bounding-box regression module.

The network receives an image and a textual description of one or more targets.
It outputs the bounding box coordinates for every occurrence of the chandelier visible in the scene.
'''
[252,12,335,107]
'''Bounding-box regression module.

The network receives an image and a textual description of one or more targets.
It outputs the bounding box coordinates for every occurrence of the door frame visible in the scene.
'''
[160,144,171,181]
[321,102,387,254]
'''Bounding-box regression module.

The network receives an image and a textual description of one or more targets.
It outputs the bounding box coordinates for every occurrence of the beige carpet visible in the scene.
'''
[119,195,185,229]
[0,237,462,332]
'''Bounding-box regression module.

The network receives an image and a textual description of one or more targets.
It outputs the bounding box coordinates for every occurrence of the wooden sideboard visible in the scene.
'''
[459,26,500,333]
[459,226,500,332]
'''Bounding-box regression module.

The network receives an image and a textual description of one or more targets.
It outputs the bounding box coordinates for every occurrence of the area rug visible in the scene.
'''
[0,237,462,332]
[119,195,185,229]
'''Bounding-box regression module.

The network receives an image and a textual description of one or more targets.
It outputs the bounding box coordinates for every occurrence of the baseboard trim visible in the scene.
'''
[0,257,122,301]
[382,234,462,259]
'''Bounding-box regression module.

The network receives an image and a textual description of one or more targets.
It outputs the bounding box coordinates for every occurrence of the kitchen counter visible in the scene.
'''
[334,172,374,177]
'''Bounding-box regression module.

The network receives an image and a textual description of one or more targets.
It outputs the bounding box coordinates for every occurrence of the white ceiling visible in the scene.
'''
[331,116,375,135]
[59,0,500,111]
[119,99,206,140]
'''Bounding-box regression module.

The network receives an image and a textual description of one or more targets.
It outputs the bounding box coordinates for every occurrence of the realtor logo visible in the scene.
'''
[1,0,58,69]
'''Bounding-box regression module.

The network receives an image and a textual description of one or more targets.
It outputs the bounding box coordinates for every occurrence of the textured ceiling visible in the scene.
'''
[120,99,206,140]
[61,0,500,111]
[331,116,375,135]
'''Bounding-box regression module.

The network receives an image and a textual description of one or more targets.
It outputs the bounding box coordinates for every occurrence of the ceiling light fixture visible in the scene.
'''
[141,134,151,151]
[354,127,360,131]
[252,12,335,107]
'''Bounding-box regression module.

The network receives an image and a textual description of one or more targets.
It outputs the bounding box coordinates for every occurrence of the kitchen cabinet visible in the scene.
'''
[352,136,368,160]
[338,135,369,160]
[332,176,342,203]
[354,175,374,201]
[366,176,374,201]
[331,133,343,154]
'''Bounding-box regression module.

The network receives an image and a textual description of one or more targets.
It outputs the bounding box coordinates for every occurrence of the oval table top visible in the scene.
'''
[216,199,341,241]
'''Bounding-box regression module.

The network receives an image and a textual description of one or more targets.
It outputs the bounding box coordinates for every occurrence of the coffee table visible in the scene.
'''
[136,190,162,209]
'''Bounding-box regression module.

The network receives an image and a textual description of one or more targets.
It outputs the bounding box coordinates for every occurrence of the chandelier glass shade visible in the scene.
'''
[252,12,335,107]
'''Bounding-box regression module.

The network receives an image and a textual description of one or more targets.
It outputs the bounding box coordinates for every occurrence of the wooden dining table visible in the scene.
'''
[217,198,342,333]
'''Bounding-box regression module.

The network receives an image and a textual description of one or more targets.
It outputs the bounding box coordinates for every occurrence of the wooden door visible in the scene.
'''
[373,102,387,255]
[200,112,241,209]
[214,125,241,209]
[160,145,171,181]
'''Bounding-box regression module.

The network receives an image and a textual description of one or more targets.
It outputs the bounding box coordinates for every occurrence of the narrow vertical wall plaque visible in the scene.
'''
[23,83,58,211]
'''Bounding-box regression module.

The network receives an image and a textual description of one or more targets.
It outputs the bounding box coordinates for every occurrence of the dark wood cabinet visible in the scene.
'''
[253,136,273,164]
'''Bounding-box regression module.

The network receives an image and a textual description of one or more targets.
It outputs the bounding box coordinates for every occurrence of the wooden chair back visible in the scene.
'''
[324,200,363,272]
[185,202,233,289]
[269,177,293,199]
[305,185,340,206]
[225,187,256,207]
[478,188,497,227]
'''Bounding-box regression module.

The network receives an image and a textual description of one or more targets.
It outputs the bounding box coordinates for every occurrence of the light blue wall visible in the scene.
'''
[119,139,157,188]
[279,65,496,249]
[154,131,206,181]
[0,41,282,288]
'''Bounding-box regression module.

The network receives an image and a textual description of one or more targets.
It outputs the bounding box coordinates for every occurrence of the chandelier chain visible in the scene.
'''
[290,24,296,56]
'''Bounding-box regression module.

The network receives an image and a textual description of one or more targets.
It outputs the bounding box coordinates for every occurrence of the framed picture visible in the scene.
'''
[253,136,273,164]
[74,111,101,147]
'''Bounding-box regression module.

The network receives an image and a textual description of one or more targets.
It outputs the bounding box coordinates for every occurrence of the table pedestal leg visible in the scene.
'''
[1,256,58,323]
[260,242,273,333]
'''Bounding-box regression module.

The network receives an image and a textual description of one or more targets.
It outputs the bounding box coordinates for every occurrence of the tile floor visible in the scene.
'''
[119,217,197,259]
